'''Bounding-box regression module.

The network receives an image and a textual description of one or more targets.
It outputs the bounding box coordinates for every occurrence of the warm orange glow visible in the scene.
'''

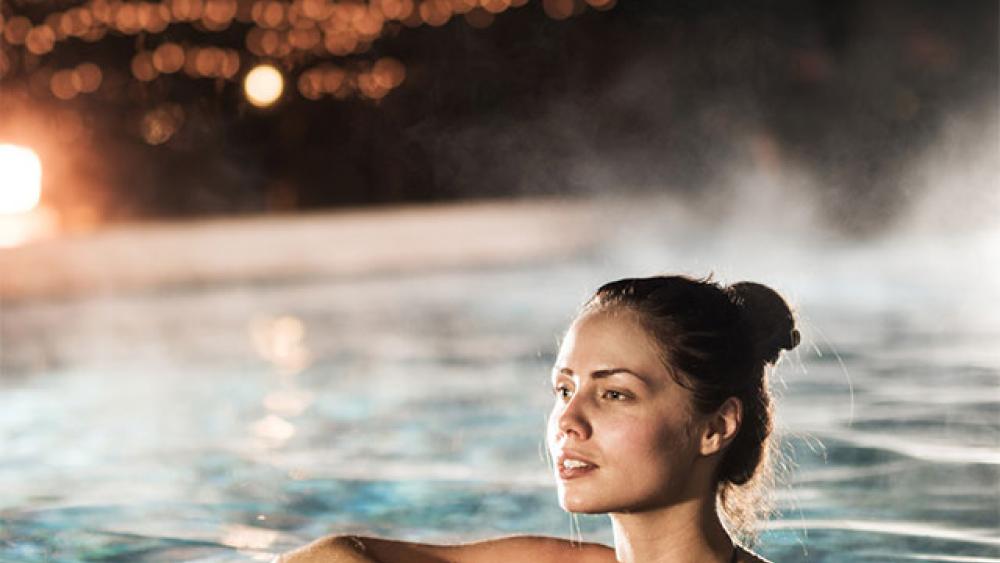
[288,28,321,50]
[153,42,186,73]
[543,0,574,20]
[49,69,78,99]
[481,0,510,14]
[323,31,358,55]
[260,29,281,55]
[356,72,384,99]
[378,0,414,20]
[136,4,153,28]
[0,144,43,215]
[194,48,215,76]
[373,57,405,88]
[143,4,170,32]
[298,71,322,99]
[73,62,103,93]
[301,0,330,19]
[72,8,94,30]
[81,26,107,42]
[53,110,87,144]
[203,0,237,28]
[114,3,142,33]
[25,25,56,55]
[586,0,616,10]
[92,0,113,24]
[141,104,184,145]
[419,0,451,26]
[221,50,241,78]
[260,1,285,27]
[170,0,204,21]
[3,16,30,44]
[131,52,158,81]
[321,66,346,92]
[244,63,284,107]
[353,9,384,39]
[60,9,90,36]
[450,0,477,15]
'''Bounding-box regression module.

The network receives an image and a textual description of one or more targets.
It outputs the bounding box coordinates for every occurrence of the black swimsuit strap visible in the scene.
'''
[730,545,739,563]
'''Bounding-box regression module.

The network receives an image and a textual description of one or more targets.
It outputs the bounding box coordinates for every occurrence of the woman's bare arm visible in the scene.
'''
[277,534,615,563]
[275,535,379,562]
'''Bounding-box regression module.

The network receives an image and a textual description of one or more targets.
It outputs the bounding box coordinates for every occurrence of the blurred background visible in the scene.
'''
[1,0,998,561]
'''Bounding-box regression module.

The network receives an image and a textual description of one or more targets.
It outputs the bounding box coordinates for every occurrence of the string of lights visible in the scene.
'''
[2,0,616,111]
[0,0,616,232]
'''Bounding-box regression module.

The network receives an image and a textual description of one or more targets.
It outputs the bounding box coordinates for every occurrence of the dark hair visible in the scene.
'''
[580,274,799,542]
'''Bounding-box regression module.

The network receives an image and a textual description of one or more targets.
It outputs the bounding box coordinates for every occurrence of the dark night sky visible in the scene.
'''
[1,0,997,233]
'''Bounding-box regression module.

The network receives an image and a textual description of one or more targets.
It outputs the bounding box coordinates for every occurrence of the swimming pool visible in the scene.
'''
[1,206,998,562]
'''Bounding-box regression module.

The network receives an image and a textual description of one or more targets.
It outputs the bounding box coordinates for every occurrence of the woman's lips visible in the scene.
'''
[554,449,599,480]
[557,464,598,480]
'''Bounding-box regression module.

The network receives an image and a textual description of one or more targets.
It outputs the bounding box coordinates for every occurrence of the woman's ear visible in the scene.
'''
[700,397,742,456]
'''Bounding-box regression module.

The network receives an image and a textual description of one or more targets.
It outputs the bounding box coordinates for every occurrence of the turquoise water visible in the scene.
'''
[2,258,998,561]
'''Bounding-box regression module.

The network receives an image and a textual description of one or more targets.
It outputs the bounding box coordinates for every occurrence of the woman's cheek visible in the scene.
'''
[601,414,662,462]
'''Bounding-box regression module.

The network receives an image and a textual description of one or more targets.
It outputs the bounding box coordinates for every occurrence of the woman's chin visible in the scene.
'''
[558,493,612,514]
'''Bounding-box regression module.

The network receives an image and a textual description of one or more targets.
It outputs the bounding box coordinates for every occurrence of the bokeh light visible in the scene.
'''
[0,144,43,215]
[131,51,158,81]
[49,69,79,100]
[140,104,185,145]
[153,42,186,73]
[3,16,31,44]
[0,0,604,112]
[244,63,284,107]
[25,25,56,55]
[73,62,103,92]
[542,0,575,20]
[249,314,311,375]
[586,0,616,10]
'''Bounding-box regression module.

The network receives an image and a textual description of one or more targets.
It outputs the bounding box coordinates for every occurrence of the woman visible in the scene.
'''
[280,275,799,563]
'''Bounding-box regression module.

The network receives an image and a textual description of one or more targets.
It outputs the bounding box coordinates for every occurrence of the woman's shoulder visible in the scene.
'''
[277,534,616,563]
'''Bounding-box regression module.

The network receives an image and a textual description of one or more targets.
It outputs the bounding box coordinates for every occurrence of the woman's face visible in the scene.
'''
[546,307,707,514]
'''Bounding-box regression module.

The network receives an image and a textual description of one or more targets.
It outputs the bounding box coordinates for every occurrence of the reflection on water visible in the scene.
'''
[0,218,998,561]
[249,314,312,376]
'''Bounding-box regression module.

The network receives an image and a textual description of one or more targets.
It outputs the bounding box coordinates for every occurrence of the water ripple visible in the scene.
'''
[765,519,1000,547]
[808,429,1000,465]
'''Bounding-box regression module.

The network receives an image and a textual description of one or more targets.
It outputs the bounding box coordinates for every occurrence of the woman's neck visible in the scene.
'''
[609,495,733,563]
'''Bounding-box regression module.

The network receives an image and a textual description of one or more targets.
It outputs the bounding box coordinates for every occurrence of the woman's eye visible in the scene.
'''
[552,385,572,399]
[603,390,630,401]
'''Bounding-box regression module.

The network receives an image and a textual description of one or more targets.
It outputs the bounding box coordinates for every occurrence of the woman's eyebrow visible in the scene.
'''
[553,367,650,386]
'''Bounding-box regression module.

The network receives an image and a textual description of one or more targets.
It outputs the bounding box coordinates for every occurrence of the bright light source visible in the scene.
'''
[0,144,42,215]
[244,64,284,108]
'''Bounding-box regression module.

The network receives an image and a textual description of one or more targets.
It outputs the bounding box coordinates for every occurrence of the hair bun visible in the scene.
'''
[727,281,799,365]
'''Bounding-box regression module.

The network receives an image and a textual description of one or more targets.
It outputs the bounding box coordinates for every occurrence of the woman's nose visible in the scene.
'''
[554,394,592,441]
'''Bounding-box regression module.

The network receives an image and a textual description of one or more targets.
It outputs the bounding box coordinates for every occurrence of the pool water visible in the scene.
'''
[2,243,998,561]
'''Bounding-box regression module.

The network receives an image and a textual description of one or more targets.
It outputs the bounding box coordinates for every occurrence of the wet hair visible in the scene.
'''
[579,274,799,543]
